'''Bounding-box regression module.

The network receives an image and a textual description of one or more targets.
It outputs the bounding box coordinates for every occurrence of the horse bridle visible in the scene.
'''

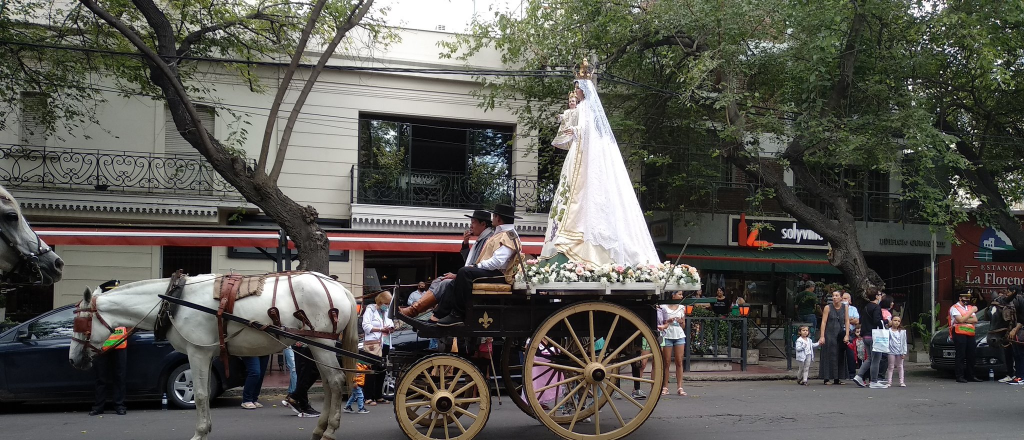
[0,223,53,286]
[72,296,117,354]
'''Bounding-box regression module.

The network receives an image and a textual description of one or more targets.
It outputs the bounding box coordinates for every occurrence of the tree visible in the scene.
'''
[0,0,392,273]
[919,1,1024,251]
[446,0,958,294]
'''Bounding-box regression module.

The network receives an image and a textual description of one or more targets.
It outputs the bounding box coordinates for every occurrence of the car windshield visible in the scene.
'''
[26,308,76,340]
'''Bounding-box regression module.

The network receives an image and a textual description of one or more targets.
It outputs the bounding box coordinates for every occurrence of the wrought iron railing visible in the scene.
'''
[0,145,237,197]
[352,165,553,213]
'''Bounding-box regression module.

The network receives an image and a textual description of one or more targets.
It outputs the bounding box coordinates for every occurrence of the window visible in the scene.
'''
[27,308,75,340]
[19,92,49,146]
[162,246,212,278]
[164,105,214,156]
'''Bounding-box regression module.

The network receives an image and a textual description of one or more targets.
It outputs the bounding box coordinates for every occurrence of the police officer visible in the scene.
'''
[950,290,981,383]
[90,280,130,415]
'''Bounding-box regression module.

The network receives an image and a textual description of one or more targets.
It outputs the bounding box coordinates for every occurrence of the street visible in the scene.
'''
[3,368,1021,440]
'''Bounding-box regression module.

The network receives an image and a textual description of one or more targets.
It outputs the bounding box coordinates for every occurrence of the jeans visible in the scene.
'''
[952,334,977,380]
[856,336,883,383]
[283,348,297,394]
[345,385,365,410]
[93,348,127,411]
[241,355,269,403]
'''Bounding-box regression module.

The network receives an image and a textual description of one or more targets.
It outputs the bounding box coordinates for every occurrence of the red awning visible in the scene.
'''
[36,227,545,254]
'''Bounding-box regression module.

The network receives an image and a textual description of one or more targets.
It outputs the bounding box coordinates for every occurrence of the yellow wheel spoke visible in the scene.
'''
[541,336,587,368]
[443,413,451,440]
[607,372,655,384]
[592,384,601,435]
[567,380,586,432]
[605,378,645,410]
[405,400,432,408]
[534,361,584,373]
[453,405,479,420]
[602,382,627,427]
[452,381,476,398]
[408,384,432,399]
[411,407,433,426]
[439,364,446,391]
[547,380,586,418]
[536,373,583,394]
[448,369,464,393]
[589,311,596,362]
[606,352,654,371]
[453,397,482,405]
[603,329,642,364]
[423,370,439,394]
[598,315,620,363]
[426,415,438,438]
[452,412,468,434]
[562,318,590,363]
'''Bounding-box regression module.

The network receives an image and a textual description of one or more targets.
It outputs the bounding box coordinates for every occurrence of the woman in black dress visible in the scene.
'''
[818,291,850,385]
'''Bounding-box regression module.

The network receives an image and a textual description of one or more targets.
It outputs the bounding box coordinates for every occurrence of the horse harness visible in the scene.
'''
[72,295,136,354]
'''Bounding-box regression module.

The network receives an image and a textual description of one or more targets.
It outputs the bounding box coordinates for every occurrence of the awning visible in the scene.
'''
[661,245,841,275]
[36,227,545,254]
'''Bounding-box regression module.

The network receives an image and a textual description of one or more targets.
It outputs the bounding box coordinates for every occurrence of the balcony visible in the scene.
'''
[352,165,552,213]
[644,180,924,224]
[0,145,238,197]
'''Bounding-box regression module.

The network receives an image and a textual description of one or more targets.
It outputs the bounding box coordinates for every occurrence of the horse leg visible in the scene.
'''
[187,350,215,440]
[309,347,345,440]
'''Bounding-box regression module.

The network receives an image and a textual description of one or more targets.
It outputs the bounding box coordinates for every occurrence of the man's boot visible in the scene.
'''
[400,291,438,317]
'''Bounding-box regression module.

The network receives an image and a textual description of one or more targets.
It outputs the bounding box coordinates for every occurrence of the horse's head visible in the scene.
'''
[69,286,109,370]
[0,188,63,285]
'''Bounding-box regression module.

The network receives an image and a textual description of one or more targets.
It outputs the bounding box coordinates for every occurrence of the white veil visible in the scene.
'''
[573,79,660,265]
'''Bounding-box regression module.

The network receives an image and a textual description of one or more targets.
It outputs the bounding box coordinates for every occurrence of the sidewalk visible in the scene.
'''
[236,356,935,398]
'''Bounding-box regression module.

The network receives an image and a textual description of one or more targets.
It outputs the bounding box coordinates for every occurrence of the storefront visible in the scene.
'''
[938,219,1023,309]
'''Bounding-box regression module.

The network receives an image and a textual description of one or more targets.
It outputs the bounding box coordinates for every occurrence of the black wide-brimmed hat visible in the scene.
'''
[99,279,120,292]
[488,203,522,220]
[465,209,492,222]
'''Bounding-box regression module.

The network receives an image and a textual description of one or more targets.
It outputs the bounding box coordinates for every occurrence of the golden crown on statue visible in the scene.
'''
[576,58,592,80]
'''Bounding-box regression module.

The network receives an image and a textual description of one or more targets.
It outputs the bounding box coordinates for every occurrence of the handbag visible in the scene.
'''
[364,340,383,357]
[871,328,890,353]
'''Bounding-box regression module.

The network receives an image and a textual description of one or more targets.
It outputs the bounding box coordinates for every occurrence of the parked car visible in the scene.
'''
[929,306,1008,377]
[0,305,245,409]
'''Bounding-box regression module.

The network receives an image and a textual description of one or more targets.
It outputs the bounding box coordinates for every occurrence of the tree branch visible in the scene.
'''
[257,0,328,178]
[269,0,373,183]
[78,0,215,158]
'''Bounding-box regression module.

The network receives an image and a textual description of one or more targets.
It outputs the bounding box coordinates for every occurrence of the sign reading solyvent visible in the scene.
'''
[728,214,830,250]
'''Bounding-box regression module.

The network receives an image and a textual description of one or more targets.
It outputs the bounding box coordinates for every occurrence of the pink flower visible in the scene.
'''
[615,265,624,273]
[526,259,539,265]
[575,267,584,275]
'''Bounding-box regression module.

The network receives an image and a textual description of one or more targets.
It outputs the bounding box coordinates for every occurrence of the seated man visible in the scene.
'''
[434,204,523,327]
[400,209,495,317]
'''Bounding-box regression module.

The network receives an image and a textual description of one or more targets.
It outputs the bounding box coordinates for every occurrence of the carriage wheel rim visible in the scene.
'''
[395,354,491,440]
[523,302,664,440]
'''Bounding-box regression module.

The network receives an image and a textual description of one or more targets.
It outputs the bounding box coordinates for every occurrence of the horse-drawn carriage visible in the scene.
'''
[385,274,699,440]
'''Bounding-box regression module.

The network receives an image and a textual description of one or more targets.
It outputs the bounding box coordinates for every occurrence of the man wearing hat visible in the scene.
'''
[949,289,981,383]
[400,209,495,317]
[434,204,523,326]
[90,280,130,416]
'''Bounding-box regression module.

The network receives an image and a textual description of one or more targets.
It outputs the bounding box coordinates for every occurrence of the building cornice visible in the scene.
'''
[351,203,547,235]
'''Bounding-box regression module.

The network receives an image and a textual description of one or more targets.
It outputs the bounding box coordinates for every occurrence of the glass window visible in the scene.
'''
[27,308,75,340]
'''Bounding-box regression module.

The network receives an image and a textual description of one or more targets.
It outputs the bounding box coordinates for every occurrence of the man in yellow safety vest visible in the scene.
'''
[90,280,130,416]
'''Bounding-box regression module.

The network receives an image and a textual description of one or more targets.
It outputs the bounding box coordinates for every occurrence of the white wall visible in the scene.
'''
[53,245,160,307]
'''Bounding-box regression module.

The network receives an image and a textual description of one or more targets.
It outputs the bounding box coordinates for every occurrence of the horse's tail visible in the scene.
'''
[341,286,358,392]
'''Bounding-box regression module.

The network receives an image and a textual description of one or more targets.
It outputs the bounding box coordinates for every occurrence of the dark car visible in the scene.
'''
[0,305,245,409]
[929,306,1008,377]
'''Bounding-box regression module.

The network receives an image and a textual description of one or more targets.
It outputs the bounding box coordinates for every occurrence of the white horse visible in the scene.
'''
[69,272,358,440]
[0,186,63,285]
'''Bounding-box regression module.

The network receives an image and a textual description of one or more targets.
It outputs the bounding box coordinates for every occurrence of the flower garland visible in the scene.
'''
[516,260,701,286]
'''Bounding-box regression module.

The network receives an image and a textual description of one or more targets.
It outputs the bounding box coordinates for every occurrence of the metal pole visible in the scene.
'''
[277,230,286,272]
[741,318,748,372]
[930,231,937,336]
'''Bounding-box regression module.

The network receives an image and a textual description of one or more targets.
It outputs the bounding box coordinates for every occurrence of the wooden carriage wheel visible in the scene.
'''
[500,338,535,418]
[524,302,663,440]
[395,354,491,440]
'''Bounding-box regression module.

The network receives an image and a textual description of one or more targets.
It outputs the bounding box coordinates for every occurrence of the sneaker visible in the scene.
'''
[343,407,354,414]
[899,383,906,387]
[357,409,370,414]
[298,407,321,417]
[282,397,300,415]
[868,382,886,389]
[1009,378,1024,385]
[999,376,1015,383]
[631,389,647,400]
[853,375,865,387]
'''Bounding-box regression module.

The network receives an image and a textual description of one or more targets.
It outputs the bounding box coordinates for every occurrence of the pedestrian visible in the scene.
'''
[990,286,1016,382]
[876,296,893,383]
[282,343,322,417]
[795,281,818,333]
[283,347,297,395]
[658,291,686,396]
[795,325,820,385]
[1004,285,1024,385]
[853,287,888,388]
[344,362,371,414]
[712,287,731,316]
[817,290,850,385]
[362,291,394,405]
[240,355,269,409]
[886,316,908,387]
[842,292,860,378]
[90,279,128,416]
[950,290,982,383]
[408,281,427,306]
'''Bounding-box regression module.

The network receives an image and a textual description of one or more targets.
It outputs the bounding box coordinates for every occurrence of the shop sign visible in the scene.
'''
[727,214,829,250]
[963,263,1024,287]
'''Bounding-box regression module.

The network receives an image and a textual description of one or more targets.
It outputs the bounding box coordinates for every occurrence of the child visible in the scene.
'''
[794,326,820,385]
[886,316,908,387]
[344,362,371,414]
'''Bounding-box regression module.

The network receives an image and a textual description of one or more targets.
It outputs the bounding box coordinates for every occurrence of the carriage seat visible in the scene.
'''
[472,282,512,295]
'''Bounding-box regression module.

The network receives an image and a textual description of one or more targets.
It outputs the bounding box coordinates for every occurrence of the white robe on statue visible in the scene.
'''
[540,79,660,266]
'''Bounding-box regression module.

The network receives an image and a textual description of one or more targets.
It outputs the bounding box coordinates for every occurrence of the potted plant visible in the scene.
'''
[907,303,940,363]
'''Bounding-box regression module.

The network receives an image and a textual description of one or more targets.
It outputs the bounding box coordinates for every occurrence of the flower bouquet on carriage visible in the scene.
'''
[514,259,702,293]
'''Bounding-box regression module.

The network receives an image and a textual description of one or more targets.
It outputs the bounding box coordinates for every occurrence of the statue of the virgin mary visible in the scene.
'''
[540,62,660,267]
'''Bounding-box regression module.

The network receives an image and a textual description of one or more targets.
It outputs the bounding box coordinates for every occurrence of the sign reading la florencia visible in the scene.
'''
[728,214,829,250]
